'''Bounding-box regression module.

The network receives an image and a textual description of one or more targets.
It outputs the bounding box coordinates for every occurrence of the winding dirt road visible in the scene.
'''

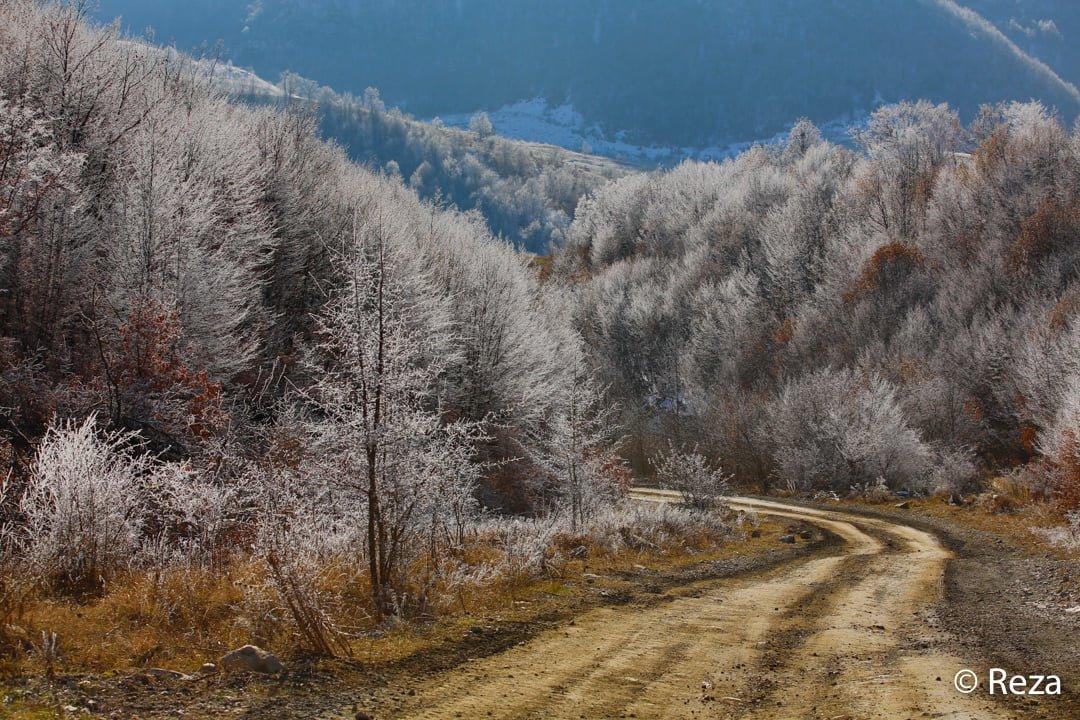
[382,491,1023,719]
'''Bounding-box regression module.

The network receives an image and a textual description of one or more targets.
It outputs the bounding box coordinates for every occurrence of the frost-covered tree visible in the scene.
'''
[767,369,932,493]
[530,341,623,531]
[303,209,481,613]
[654,444,730,511]
[851,101,963,239]
[468,111,494,138]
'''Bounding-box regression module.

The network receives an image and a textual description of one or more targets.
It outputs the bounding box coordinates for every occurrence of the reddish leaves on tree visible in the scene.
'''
[773,317,795,345]
[843,241,925,303]
[592,449,633,496]
[1052,431,1080,513]
[1018,425,1038,457]
[1008,197,1080,272]
[108,299,226,441]
[963,398,984,423]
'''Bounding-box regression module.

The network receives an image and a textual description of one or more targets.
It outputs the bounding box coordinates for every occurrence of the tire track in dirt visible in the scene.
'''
[714,495,1022,720]
[349,493,1030,719]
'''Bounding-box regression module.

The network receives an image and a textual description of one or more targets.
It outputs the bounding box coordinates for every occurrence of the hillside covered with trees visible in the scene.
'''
[1,1,726,657]
[554,103,1080,513]
[274,76,627,252]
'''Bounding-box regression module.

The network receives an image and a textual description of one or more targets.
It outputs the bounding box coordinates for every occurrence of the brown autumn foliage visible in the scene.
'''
[1019,424,1039,456]
[843,241,925,303]
[96,299,227,448]
[773,317,795,345]
[973,127,1010,176]
[1053,431,1080,513]
[1008,197,1080,271]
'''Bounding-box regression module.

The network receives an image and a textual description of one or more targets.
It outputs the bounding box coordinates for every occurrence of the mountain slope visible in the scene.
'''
[965,0,1080,86]
[96,0,1080,149]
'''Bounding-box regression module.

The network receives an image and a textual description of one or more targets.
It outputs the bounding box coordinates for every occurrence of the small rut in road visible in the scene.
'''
[357,493,1031,719]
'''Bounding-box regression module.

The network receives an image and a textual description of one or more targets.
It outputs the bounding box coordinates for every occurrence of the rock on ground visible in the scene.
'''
[218,645,285,676]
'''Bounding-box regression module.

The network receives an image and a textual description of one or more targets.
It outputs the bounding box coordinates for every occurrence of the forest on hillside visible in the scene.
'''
[553,105,1080,512]
[276,76,626,251]
[0,1,1078,669]
[0,2,736,656]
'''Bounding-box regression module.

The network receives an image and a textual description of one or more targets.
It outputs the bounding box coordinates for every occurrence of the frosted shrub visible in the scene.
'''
[768,369,932,494]
[161,468,250,567]
[931,448,979,496]
[0,472,15,558]
[1068,511,1080,546]
[849,477,892,502]
[20,417,155,593]
[579,502,741,555]
[654,445,730,511]
[302,214,485,615]
[1036,511,1080,550]
[0,472,31,656]
[532,360,625,531]
[479,517,561,578]
[1042,374,1080,511]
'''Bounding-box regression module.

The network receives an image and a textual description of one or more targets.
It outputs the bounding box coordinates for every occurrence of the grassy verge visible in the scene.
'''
[0,509,813,719]
[827,493,1078,558]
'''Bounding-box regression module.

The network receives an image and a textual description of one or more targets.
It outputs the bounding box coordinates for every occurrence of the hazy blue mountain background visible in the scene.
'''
[94,0,1080,156]
[966,0,1080,85]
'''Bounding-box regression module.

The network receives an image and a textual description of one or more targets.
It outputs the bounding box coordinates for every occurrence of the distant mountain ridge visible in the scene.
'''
[95,0,1080,150]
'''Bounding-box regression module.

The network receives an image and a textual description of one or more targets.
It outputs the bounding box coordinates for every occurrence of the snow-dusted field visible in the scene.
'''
[436,97,863,168]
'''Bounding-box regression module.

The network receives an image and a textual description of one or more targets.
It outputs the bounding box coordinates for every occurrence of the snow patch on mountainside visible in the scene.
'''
[436,98,862,167]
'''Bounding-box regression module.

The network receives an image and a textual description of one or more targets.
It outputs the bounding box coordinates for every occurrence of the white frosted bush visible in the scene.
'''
[475,516,561,577]
[931,447,979,495]
[1036,511,1080,550]
[653,445,730,510]
[768,368,932,494]
[161,466,250,567]
[20,417,154,591]
[571,501,741,555]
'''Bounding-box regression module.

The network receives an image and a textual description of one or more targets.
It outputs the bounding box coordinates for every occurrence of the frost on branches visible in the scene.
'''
[301,209,484,614]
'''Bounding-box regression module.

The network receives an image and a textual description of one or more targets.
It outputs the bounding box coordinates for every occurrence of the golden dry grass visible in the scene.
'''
[2,516,758,681]
[843,493,1077,558]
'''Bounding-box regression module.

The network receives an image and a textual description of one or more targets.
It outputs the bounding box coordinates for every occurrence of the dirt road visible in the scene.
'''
[379,491,1031,720]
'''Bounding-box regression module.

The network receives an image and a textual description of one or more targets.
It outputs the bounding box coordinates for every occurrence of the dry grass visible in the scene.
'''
[17,564,262,673]
[1,504,752,681]
[845,492,1078,558]
[343,517,782,667]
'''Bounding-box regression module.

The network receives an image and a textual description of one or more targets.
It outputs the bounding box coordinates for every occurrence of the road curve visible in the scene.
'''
[377,491,1020,720]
